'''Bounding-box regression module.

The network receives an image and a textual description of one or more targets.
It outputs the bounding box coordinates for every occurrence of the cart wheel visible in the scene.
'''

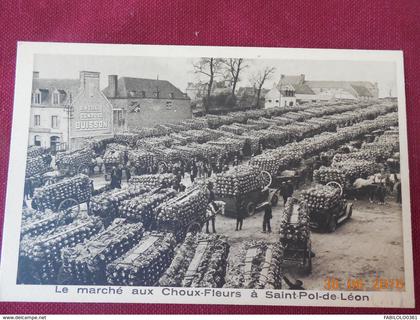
[158,161,168,172]
[186,221,202,234]
[58,198,80,220]
[270,194,279,207]
[327,215,337,233]
[326,181,343,196]
[260,170,272,188]
[246,202,256,216]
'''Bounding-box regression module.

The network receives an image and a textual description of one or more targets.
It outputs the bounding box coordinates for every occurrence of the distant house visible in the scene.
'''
[103,75,191,131]
[29,71,114,151]
[308,80,378,101]
[278,74,318,103]
[277,74,379,103]
[264,84,297,109]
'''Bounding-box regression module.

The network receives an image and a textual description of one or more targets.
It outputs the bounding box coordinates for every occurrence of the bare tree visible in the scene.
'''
[193,58,224,113]
[223,58,247,96]
[251,66,276,109]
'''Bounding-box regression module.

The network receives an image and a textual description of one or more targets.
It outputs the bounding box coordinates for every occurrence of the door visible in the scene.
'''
[50,136,60,152]
[113,109,125,132]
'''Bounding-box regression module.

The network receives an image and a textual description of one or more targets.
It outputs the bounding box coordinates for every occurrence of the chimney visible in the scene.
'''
[80,71,100,95]
[108,75,118,98]
[33,71,39,79]
[300,74,305,84]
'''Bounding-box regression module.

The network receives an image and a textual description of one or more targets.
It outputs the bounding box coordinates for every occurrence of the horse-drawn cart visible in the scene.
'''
[280,198,312,275]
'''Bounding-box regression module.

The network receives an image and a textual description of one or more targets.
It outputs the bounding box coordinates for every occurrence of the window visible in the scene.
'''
[53,92,59,105]
[170,92,175,99]
[34,115,41,126]
[33,92,41,104]
[268,100,272,103]
[166,101,173,110]
[275,100,279,103]
[154,90,160,99]
[141,91,146,98]
[51,116,58,128]
[289,101,294,107]
[34,135,41,146]
[113,109,125,127]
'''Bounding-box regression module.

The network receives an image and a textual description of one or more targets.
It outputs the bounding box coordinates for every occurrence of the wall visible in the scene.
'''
[264,88,280,109]
[70,89,114,144]
[280,95,297,107]
[109,98,192,129]
[295,93,319,103]
[28,105,69,149]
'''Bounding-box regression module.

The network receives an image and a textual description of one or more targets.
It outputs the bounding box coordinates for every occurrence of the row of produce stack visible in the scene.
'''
[313,127,400,191]
[250,112,398,178]
[82,101,391,171]
[19,100,398,287]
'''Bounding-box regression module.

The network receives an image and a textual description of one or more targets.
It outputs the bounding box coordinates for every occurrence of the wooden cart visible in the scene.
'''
[280,200,312,275]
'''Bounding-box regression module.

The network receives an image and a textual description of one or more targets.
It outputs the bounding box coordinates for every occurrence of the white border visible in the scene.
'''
[0,42,414,308]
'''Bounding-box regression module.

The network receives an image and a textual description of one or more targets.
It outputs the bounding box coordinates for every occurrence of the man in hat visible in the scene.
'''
[205,181,217,233]
[262,202,272,233]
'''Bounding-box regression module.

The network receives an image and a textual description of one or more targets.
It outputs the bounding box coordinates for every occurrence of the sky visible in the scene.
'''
[34,54,397,97]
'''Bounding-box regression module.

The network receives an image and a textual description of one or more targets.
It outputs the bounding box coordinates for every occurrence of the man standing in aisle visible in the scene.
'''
[116,164,123,188]
[262,202,272,233]
[205,182,217,233]
[96,155,104,173]
[110,166,119,189]
[280,180,294,205]
[236,198,245,231]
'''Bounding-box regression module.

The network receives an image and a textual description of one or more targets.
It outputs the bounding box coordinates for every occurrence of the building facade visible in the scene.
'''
[264,85,297,109]
[276,74,379,103]
[103,75,192,131]
[29,71,114,151]
[29,72,78,151]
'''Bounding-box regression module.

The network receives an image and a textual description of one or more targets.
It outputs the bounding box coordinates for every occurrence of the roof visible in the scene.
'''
[279,75,304,85]
[351,84,373,97]
[291,84,315,95]
[32,78,80,105]
[103,77,189,100]
[305,80,376,97]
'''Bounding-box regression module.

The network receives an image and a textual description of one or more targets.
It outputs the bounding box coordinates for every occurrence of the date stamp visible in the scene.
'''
[323,276,405,291]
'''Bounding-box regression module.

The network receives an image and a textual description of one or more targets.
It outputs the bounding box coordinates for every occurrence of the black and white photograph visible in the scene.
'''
[0,43,414,308]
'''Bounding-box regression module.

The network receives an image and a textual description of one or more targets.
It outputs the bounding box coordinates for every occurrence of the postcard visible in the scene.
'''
[0,42,413,308]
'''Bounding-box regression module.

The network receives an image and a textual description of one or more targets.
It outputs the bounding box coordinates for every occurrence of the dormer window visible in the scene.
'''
[33,92,41,104]
[53,92,60,105]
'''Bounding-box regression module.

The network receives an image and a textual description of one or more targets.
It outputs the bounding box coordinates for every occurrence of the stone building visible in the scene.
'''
[103,75,191,131]
[276,74,379,103]
[29,71,114,151]
[264,84,297,109]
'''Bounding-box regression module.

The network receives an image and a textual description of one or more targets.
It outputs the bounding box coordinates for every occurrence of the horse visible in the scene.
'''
[352,176,377,201]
